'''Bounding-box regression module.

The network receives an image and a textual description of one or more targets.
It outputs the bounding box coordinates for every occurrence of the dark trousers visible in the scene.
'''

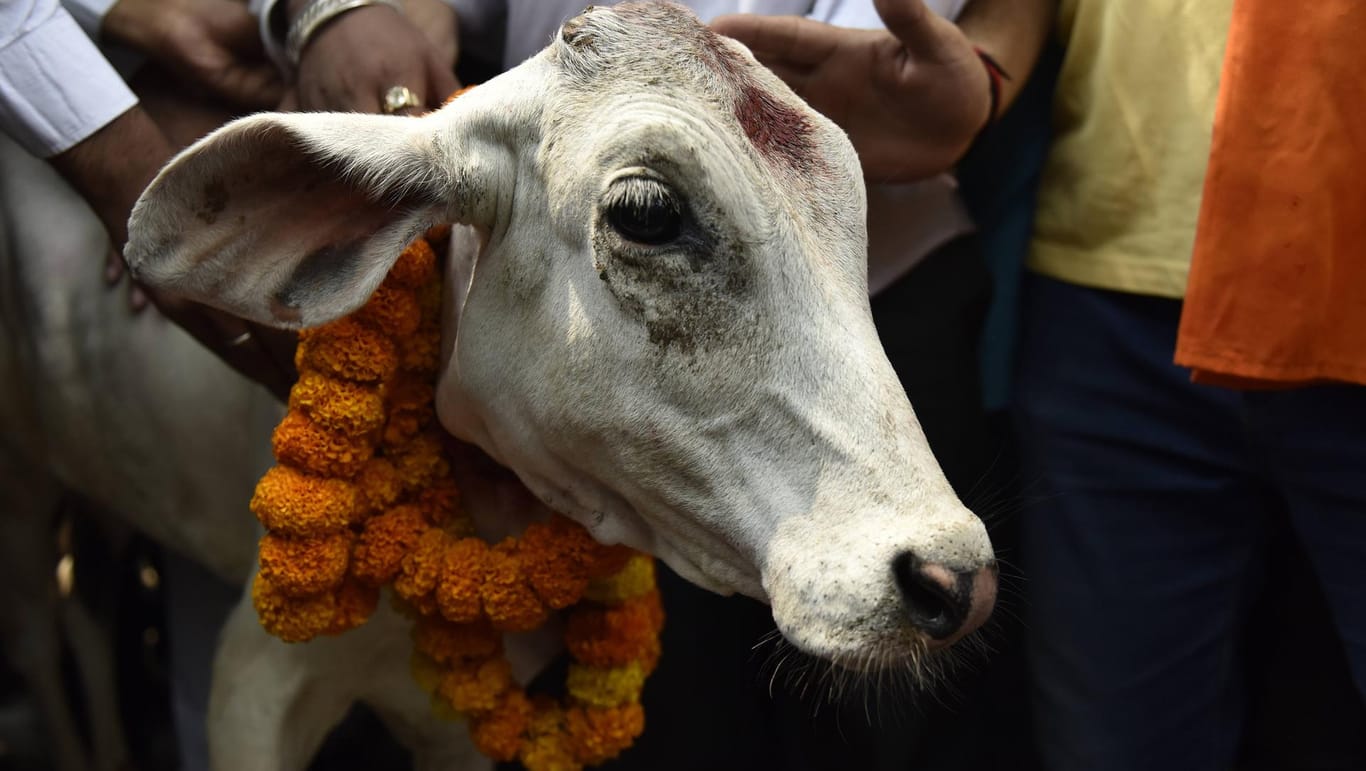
[1013,274,1366,771]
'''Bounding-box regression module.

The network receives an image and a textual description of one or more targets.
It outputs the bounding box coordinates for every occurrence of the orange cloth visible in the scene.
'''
[1174,0,1366,388]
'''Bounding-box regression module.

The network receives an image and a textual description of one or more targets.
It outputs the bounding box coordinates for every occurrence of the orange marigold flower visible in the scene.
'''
[583,555,655,605]
[437,537,488,623]
[564,591,665,671]
[565,703,645,765]
[257,530,352,598]
[288,371,385,437]
[417,478,463,528]
[395,527,450,607]
[356,283,421,338]
[438,656,513,715]
[383,377,436,448]
[565,663,646,709]
[250,465,357,536]
[352,504,429,586]
[412,616,500,664]
[482,541,548,632]
[519,517,597,610]
[355,458,403,518]
[386,237,438,290]
[272,411,374,479]
[471,690,533,762]
[390,430,449,492]
[296,317,398,383]
[252,573,335,643]
[327,577,379,634]
[582,544,636,580]
[398,323,442,375]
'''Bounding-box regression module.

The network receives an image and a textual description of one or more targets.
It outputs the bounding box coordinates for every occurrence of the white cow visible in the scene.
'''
[3,3,997,769]
[131,1,996,662]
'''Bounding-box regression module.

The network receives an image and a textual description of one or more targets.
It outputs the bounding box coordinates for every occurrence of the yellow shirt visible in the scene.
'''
[1029,0,1234,298]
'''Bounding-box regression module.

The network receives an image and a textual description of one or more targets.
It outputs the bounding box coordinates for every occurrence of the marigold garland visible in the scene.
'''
[247,93,662,767]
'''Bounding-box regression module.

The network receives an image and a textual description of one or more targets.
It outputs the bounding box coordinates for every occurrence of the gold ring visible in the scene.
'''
[382,85,423,114]
[227,331,253,347]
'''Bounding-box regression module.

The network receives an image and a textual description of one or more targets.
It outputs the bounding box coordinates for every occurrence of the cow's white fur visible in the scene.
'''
[128,3,994,669]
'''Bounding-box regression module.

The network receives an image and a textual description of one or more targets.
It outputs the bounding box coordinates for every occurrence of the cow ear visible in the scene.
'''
[126,111,475,329]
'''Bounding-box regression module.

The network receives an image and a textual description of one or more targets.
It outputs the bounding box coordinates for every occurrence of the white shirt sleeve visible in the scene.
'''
[0,0,138,157]
[250,0,292,74]
[61,0,118,39]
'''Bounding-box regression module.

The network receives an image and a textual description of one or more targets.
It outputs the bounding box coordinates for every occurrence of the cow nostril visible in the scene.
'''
[892,552,970,641]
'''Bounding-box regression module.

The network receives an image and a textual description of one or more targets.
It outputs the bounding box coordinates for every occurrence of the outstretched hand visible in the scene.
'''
[287,0,459,114]
[712,0,991,183]
[104,0,284,110]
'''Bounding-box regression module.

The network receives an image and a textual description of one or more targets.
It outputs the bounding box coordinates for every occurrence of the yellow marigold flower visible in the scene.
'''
[412,616,500,665]
[482,540,548,632]
[565,591,664,671]
[327,577,379,634]
[565,704,645,765]
[438,656,513,715]
[386,237,438,290]
[272,411,374,479]
[352,504,428,586]
[437,537,488,623]
[583,555,655,605]
[355,458,403,517]
[395,528,450,610]
[296,317,398,383]
[565,663,646,709]
[521,704,581,771]
[356,283,421,338]
[252,572,335,643]
[471,690,533,762]
[250,465,357,536]
[288,371,386,437]
[411,650,444,694]
[257,530,352,598]
[390,430,449,492]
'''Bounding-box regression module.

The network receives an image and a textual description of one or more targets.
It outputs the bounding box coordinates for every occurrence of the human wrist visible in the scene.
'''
[284,0,404,66]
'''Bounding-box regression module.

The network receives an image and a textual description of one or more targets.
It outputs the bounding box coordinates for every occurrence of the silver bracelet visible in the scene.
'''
[285,0,404,67]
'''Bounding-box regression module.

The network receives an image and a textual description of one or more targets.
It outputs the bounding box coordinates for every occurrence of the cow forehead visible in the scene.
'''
[552,3,828,177]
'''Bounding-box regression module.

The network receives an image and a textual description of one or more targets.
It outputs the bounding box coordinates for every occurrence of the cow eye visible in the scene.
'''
[606,178,683,246]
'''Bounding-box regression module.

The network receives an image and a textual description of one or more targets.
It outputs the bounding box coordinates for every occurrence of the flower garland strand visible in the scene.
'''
[246,93,663,766]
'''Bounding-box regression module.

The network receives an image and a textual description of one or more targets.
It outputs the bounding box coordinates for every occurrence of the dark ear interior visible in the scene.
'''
[126,113,448,328]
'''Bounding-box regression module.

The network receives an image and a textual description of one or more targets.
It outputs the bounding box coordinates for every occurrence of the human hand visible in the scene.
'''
[290,0,459,114]
[712,0,991,183]
[103,0,284,110]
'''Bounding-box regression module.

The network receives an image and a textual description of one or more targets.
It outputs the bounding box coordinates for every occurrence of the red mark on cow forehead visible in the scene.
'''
[704,34,822,173]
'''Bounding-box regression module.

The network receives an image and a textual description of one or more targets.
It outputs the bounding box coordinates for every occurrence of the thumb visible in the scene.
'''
[873,0,957,58]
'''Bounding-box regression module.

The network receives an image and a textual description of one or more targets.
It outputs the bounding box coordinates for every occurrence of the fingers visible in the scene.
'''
[711,14,841,68]
[211,64,286,110]
[424,50,461,108]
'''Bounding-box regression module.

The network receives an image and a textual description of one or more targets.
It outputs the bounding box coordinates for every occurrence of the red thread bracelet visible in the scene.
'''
[974,47,1012,126]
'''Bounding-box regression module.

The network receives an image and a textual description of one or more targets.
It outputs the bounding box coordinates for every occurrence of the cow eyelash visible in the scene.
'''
[603,176,687,247]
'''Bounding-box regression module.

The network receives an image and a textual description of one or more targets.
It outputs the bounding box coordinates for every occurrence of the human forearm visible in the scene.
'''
[957,0,1055,113]
[50,105,173,248]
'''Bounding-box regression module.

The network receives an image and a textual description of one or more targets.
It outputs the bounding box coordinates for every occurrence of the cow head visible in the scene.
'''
[126,3,995,673]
